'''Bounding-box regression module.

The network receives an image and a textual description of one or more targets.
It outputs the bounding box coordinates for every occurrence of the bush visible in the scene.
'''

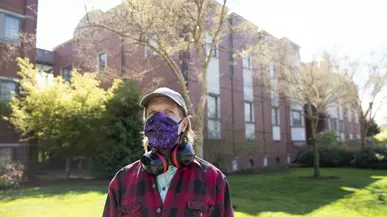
[89,80,144,178]
[352,147,387,169]
[0,162,25,189]
[316,131,344,149]
[296,148,355,167]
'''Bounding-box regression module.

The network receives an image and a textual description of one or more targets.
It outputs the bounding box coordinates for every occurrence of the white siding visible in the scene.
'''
[206,59,220,95]
[232,159,238,171]
[291,128,306,141]
[273,126,281,141]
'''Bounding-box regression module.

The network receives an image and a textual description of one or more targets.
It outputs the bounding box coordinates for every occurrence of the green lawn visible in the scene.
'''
[0,168,386,217]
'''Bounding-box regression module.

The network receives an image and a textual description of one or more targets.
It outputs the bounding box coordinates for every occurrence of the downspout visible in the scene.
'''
[261,64,266,164]
[228,18,236,156]
[121,38,125,77]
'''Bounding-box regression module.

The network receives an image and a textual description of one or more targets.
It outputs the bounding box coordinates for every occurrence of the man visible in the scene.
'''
[102,87,234,217]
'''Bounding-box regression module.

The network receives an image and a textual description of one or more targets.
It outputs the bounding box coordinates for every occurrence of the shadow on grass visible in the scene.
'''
[227,168,387,216]
[0,179,109,202]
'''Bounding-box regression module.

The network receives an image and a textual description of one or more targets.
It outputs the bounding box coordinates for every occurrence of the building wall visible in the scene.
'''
[0,0,38,78]
[0,0,38,145]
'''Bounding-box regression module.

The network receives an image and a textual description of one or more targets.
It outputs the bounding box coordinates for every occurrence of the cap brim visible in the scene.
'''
[139,92,184,109]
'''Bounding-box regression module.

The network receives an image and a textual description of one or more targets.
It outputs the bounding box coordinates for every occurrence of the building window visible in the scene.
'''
[244,101,254,123]
[349,122,353,135]
[0,79,16,101]
[145,34,158,57]
[243,56,251,69]
[4,15,21,41]
[207,94,221,139]
[0,147,12,167]
[248,159,255,168]
[206,43,218,58]
[272,106,280,126]
[269,63,276,77]
[98,53,107,72]
[244,101,255,139]
[291,110,303,127]
[330,118,338,132]
[62,66,72,82]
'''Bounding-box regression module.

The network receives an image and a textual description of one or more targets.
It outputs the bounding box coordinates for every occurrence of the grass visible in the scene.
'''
[0,168,386,217]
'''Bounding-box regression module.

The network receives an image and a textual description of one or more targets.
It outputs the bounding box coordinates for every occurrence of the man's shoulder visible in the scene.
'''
[112,160,142,179]
[192,157,226,179]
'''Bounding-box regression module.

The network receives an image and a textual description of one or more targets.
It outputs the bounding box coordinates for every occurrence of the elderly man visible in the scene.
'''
[102,87,234,217]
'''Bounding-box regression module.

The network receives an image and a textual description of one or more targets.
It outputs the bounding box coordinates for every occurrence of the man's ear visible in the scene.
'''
[181,117,188,132]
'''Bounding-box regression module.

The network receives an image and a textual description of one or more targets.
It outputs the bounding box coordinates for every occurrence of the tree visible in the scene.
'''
[90,80,144,178]
[75,0,241,157]
[343,51,387,150]
[267,49,354,178]
[8,58,120,178]
[367,118,381,137]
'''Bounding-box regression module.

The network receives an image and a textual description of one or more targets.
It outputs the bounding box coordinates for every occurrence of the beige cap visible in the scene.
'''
[139,87,188,115]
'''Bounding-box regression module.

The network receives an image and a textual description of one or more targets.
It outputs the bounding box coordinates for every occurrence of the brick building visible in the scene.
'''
[50,7,360,171]
[0,1,361,174]
[0,0,39,179]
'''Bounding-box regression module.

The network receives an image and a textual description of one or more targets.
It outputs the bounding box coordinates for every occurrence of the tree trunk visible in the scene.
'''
[194,116,204,158]
[311,119,320,178]
[65,157,72,179]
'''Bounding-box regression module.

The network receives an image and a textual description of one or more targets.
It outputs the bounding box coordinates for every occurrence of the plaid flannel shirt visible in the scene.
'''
[102,157,234,217]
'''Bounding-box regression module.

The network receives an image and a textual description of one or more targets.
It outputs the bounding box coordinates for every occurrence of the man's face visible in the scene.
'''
[146,96,188,157]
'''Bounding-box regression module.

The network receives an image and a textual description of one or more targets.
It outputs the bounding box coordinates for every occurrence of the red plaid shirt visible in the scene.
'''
[102,157,234,217]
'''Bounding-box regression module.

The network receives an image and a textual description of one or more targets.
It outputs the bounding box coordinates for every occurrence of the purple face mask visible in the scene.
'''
[144,112,183,149]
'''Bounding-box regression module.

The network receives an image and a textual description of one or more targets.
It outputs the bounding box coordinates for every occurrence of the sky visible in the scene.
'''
[36,0,387,125]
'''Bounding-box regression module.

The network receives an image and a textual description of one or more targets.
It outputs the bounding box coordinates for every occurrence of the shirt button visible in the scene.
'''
[157,208,161,213]
[152,184,156,188]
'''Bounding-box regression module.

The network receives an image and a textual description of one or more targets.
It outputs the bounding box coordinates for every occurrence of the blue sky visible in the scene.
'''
[36,0,387,124]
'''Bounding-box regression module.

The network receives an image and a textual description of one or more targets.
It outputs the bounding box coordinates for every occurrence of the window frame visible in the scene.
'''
[244,101,254,123]
[0,78,17,101]
[340,120,344,132]
[3,14,21,42]
[269,63,276,77]
[243,56,251,69]
[272,106,280,126]
[207,94,221,139]
[330,118,338,132]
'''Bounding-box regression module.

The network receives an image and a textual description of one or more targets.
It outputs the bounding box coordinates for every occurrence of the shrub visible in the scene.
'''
[0,162,25,189]
[352,147,387,169]
[89,80,144,178]
[296,148,355,167]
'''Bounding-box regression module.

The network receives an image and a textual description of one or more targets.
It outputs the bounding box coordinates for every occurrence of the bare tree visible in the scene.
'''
[0,33,36,73]
[343,51,387,150]
[73,0,251,157]
[263,44,354,177]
